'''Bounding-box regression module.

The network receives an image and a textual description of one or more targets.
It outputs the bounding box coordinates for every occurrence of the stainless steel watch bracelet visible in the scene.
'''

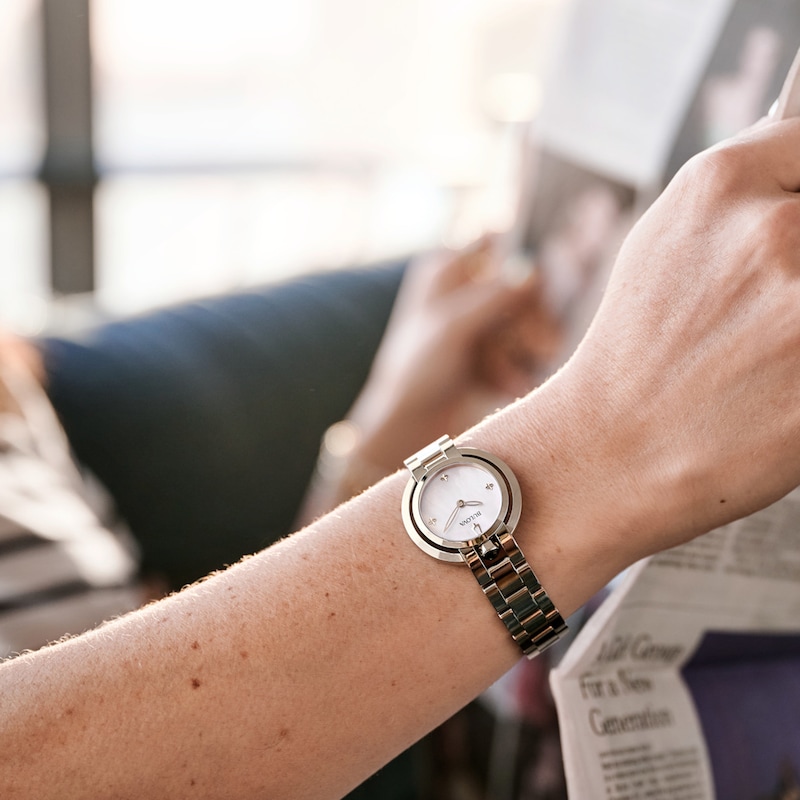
[463,529,567,658]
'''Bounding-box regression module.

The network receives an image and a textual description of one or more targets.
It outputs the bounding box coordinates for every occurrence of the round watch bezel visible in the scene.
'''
[402,447,522,563]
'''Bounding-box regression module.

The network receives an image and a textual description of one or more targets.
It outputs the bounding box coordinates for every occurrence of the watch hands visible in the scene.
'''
[443,499,484,532]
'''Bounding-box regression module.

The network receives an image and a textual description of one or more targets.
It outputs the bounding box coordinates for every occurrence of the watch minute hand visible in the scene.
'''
[444,502,461,533]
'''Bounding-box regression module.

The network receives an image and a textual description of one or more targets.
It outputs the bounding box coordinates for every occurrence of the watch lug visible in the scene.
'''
[404,434,457,481]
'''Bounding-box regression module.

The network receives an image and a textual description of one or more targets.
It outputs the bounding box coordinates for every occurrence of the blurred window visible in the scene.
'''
[3,0,565,324]
[0,0,48,332]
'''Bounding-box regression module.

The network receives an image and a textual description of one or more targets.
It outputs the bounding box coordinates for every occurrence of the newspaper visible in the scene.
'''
[550,490,800,799]
[539,3,800,799]
[532,0,800,188]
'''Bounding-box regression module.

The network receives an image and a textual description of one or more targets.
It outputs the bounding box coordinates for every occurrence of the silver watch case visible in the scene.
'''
[402,447,522,563]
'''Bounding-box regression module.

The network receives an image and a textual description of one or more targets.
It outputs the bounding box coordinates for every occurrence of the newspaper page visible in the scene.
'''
[533,0,800,189]
[662,0,800,183]
[550,490,800,800]
[533,0,735,187]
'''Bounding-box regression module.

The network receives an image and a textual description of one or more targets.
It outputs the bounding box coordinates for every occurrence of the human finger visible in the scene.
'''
[475,289,564,397]
[433,262,541,354]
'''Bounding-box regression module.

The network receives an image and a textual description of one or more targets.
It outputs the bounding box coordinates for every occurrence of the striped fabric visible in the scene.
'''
[0,365,141,658]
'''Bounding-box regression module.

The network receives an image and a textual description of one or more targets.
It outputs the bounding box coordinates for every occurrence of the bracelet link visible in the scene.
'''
[404,435,457,481]
[464,530,567,658]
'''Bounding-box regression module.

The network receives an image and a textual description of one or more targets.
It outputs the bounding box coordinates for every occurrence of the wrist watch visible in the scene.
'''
[402,435,567,658]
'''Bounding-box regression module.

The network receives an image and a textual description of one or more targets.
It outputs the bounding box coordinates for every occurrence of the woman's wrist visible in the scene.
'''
[454,368,655,617]
[308,349,668,616]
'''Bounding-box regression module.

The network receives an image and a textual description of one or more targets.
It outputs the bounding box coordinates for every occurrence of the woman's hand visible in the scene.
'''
[348,235,562,471]
[526,117,800,572]
[296,235,564,524]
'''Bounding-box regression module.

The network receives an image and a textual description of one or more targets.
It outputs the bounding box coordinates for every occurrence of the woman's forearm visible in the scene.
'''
[0,379,633,799]
[5,118,800,799]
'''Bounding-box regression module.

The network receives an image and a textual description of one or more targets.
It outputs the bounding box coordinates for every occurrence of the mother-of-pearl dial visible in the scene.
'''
[418,463,503,543]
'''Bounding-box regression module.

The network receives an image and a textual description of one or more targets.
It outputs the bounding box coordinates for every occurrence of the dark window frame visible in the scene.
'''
[40,0,95,295]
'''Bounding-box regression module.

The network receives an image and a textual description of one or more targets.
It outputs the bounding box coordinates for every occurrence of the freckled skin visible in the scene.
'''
[5,117,800,800]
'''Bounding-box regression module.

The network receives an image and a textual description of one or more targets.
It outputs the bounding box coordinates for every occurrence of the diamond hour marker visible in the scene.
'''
[440,474,449,482]
[486,483,494,491]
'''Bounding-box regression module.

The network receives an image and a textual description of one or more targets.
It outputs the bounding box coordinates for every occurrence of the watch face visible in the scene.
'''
[418,462,504,544]
[402,445,521,562]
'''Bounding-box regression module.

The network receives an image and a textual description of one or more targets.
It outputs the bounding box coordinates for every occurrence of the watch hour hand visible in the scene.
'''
[462,501,483,507]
